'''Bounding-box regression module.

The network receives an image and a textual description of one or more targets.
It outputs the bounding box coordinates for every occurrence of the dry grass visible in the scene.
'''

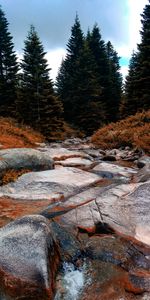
[0,117,45,149]
[1,169,31,185]
[91,110,150,153]
[61,122,85,139]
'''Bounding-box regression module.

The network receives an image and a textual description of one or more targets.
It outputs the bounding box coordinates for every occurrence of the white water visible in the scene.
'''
[54,262,85,300]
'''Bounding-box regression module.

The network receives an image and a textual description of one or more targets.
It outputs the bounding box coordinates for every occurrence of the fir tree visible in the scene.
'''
[106,41,122,122]
[56,14,84,123]
[124,1,150,115]
[18,25,63,139]
[135,0,150,110]
[87,24,109,117]
[0,6,18,117]
[121,51,139,118]
[70,41,104,135]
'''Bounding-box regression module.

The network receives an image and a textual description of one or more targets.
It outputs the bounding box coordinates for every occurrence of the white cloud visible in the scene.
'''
[16,1,149,80]
[128,0,148,50]
[117,0,148,59]
[45,48,66,81]
[121,65,129,78]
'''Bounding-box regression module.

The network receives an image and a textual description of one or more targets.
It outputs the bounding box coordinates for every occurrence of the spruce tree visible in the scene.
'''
[70,41,104,135]
[121,51,139,118]
[87,24,109,117]
[124,1,150,115]
[106,41,122,122]
[135,0,150,110]
[0,6,18,117]
[18,25,63,139]
[56,14,84,123]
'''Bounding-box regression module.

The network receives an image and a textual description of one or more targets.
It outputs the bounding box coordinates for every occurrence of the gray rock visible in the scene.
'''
[137,156,150,168]
[36,147,91,161]
[134,165,150,182]
[55,157,95,170]
[0,148,54,176]
[57,181,150,245]
[0,215,60,300]
[0,167,100,200]
[92,162,137,179]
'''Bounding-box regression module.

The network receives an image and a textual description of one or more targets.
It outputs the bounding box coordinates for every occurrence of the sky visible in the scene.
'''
[0,0,148,81]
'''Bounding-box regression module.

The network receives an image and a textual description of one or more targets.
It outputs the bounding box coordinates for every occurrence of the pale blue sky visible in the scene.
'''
[0,0,148,79]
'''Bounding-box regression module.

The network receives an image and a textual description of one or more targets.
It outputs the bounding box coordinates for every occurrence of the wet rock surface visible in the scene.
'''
[0,167,100,200]
[0,148,54,181]
[0,215,60,300]
[0,138,150,299]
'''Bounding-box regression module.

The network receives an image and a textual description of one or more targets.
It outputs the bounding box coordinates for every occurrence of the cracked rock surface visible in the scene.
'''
[0,139,150,299]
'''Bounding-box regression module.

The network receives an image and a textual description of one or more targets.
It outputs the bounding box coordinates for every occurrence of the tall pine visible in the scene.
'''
[69,41,104,135]
[121,51,139,118]
[0,6,18,117]
[106,41,122,122]
[18,25,63,140]
[87,25,109,118]
[124,1,150,114]
[135,0,150,110]
[56,14,84,123]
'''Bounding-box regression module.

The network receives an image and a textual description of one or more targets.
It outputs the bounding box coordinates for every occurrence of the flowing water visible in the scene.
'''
[54,262,87,300]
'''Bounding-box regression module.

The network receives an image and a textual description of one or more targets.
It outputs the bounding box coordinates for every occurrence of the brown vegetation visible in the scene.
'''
[1,169,31,185]
[0,117,45,149]
[62,122,85,139]
[91,110,150,153]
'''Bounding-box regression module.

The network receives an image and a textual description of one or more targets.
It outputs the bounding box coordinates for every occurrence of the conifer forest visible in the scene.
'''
[0,2,150,139]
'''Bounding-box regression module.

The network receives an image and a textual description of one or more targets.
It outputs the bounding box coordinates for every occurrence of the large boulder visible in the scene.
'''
[0,148,54,177]
[53,181,150,245]
[0,167,100,200]
[0,215,60,300]
[80,235,150,300]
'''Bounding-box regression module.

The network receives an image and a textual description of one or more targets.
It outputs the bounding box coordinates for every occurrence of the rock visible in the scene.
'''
[55,157,95,170]
[80,235,150,300]
[51,221,82,261]
[94,181,150,245]
[82,148,103,157]
[92,162,137,179]
[63,138,84,145]
[52,184,118,229]
[0,167,100,200]
[55,181,150,245]
[137,156,150,168]
[0,196,57,228]
[134,165,150,183]
[37,147,91,161]
[0,148,54,177]
[0,215,60,300]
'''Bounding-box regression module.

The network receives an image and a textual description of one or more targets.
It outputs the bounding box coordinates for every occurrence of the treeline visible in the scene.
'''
[0,3,150,139]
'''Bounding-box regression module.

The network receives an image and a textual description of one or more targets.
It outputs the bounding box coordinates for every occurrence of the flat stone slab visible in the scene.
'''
[92,162,137,178]
[55,157,95,169]
[38,147,91,161]
[58,181,150,245]
[0,167,100,200]
[0,148,54,176]
[0,215,60,300]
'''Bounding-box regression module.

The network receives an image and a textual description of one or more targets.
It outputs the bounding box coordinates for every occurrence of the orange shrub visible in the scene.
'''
[1,169,31,185]
[91,110,150,153]
[0,118,45,149]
